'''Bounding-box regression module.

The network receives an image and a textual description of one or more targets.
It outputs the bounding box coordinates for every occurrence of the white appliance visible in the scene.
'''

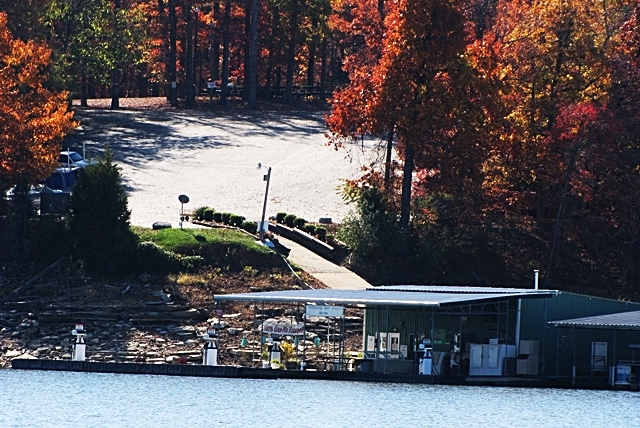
[516,340,540,376]
[469,343,516,376]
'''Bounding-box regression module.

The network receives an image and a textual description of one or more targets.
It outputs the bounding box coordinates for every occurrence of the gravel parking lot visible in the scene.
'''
[65,102,383,228]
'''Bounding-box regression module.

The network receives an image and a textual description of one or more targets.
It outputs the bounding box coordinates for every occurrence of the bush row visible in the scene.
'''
[276,212,331,242]
[193,206,257,234]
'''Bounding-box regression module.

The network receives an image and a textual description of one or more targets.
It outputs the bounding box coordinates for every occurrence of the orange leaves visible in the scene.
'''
[0,13,76,188]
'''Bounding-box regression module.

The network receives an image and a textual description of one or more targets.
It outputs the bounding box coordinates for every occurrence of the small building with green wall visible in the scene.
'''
[215,285,640,386]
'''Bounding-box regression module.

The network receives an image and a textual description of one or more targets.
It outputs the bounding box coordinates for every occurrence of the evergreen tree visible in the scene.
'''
[69,146,136,274]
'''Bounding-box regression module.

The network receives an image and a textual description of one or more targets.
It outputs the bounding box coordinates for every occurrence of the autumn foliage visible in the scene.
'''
[0,12,75,189]
[327,0,640,296]
[0,1,638,295]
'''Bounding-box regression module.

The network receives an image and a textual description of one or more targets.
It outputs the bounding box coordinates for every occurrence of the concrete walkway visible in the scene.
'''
[277,237,370,290]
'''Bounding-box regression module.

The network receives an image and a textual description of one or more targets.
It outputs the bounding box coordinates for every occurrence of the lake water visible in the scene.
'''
[0,369,638,427]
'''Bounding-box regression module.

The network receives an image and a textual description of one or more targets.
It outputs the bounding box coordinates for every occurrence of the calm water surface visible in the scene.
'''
[0,369,638,427]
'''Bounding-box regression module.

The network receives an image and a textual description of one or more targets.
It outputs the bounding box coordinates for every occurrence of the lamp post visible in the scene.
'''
[257,163,271,241]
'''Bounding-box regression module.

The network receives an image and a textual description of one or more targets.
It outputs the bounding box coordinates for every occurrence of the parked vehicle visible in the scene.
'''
[58,151,91,169]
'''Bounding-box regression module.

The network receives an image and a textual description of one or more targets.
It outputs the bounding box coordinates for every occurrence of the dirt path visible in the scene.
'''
[65,99,383,228]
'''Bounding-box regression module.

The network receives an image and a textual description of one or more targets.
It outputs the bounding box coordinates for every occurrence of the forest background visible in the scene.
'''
[0,0,639,300]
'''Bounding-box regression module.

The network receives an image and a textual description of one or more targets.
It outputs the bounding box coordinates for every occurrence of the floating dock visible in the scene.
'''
[11,359,617,389]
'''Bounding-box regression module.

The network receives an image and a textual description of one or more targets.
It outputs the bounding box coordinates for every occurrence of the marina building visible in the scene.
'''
[215,285,640,388]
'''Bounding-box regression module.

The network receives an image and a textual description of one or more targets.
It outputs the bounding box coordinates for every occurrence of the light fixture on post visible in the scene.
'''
[257,162,271,241]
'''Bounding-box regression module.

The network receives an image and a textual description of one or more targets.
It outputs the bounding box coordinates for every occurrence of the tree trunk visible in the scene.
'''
[81,69,88,107]
[400,142,414,228]
[384,125,394,191]
[265,5,281,99]
[243,0,251,100]
[194,9,200,96]
[285,0,297,104]
[110,68,120,109]
[158,0,169,100]
[543,141,581,288]
[248,0,259,108]
[185,1,195,106]
[320,37,327,100]
[212,2,220,81]
[265,41,273,99]
[169,0,178,106]
[110,0,121,109]
[220,0,231,106]
[307,18,317,88]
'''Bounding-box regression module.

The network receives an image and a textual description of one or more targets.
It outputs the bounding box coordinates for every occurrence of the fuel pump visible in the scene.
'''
[451,333,461,372]
[418,338,433,375]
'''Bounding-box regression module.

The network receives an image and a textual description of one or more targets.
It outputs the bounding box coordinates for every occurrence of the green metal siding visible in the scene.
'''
[363,292,640,378]
[550,327,640,378]
[520,293,640,377]
[364,300,518,354]
[364,306,432,352]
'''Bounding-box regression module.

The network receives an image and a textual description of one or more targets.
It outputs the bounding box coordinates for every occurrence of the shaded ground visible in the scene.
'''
[66,97,384,229]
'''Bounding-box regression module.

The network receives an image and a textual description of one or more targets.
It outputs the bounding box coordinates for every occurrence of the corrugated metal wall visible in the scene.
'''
[363,293,640,379]
[551,327,640,378]
[520,293,640,377]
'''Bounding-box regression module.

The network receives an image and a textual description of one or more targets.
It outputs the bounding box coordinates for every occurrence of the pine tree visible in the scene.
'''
[69,146,136,274]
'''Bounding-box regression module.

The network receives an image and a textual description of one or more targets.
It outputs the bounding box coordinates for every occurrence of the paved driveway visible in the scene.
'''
[65,106,382,228]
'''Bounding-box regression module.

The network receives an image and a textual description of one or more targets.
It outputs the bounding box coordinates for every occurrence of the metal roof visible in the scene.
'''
[371,285,556,295]
[549,310,640,330]
[214,288,555,307]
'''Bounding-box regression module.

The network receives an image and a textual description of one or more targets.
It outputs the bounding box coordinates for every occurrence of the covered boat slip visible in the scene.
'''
[548,311,640,389]
[214,286,556,378]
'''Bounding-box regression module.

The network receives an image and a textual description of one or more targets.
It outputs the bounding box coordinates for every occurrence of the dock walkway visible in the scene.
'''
[276,236,370,290]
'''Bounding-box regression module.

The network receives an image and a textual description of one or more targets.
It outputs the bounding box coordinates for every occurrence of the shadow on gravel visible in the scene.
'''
[63,106,329,168]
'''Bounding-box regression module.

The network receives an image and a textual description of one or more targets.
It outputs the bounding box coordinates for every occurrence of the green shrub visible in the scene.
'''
[193,206,209,221]
[203,208,214,221]
[304,224,316,235]
[135,241,204,273]
[284,214,296,227]
[69,146,137,274]
[315,226,327,240]
[230,214,245,227]
[221,212,232,225]
[213,212,223,222]
[294,217,306,229]
[325,233,334,244]
[180,255,205,271]
[135,241,177,273]
[242,220,258,234]
[276,212,287,224]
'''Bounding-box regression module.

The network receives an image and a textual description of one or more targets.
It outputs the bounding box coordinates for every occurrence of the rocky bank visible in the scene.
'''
[0,270,363,369]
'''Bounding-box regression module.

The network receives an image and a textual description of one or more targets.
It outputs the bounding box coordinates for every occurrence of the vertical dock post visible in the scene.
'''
[71,324,86,362]
[202,329,219,366]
